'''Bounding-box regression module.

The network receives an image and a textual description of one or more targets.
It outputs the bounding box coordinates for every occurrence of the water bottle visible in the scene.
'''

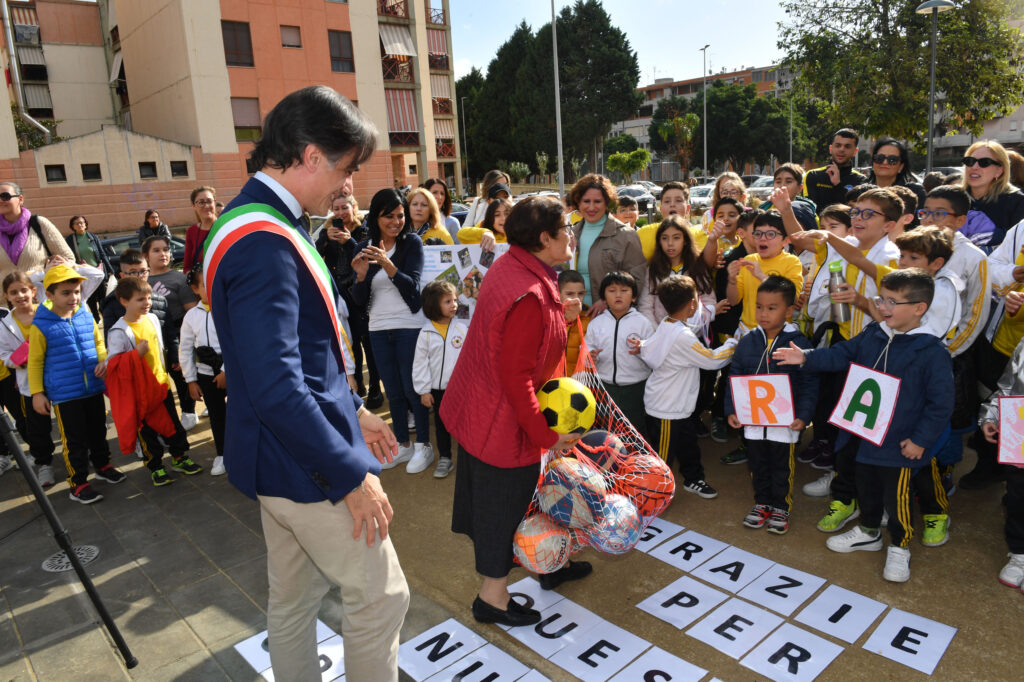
[828,261,850,323]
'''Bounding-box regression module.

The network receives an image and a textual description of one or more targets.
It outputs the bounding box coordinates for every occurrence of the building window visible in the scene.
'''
[232,97,263,141]
[44,165,66,183]
[170,161,189,177]
[280,25,301,48]
[138,162,158,179]
[81,163,102,181]
[328,30,354,73]
[222,21,254,67]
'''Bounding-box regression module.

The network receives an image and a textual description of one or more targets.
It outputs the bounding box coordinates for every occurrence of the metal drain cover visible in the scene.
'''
[41,545,100,572]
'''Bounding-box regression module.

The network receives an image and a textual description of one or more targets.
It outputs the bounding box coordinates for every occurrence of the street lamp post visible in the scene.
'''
[552,0,566,200]
[700,44,709,178]
[916,0,956,174]
[460,95,469,194]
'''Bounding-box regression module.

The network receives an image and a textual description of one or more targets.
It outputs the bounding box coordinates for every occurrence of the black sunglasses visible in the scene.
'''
[872,154,901,165]
[963,156,1001,169]
[0,192,21,202]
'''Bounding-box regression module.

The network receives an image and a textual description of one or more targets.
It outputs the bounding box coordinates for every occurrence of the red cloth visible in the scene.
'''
[441,246,567,468]
[183,223,209,274]
[106,351,176,454]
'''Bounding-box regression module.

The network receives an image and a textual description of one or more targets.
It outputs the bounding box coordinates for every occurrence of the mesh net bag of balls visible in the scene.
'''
[513,347,676,575]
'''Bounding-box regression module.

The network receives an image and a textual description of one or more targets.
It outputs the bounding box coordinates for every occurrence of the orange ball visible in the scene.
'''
[614,453,675,519]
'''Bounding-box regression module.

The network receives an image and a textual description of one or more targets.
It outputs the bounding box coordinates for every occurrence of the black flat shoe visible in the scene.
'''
[539,560,593,590]
[471,596,540,626]
[364,388,384,410]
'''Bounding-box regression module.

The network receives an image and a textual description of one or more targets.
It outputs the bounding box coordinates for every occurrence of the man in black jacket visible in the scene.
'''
[803,128,867,214]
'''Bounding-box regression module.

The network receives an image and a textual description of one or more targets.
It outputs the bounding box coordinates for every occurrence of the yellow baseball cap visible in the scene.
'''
[42,264,87,291]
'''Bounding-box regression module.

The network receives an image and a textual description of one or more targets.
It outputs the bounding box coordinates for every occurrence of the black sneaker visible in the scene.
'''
[695,419,710,439]
[365,387,385,410]
[683,479,718,499]
[958,465,1004,490]
[710,417,729,443]
[797,439,826,464]
[720,447,748,465]
[152,468,173,486]
[69,483,103,504]
[171,457,203,475]
[94,464,126,484]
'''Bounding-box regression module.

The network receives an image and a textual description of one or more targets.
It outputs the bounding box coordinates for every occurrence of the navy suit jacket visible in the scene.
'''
[210,177,377,503]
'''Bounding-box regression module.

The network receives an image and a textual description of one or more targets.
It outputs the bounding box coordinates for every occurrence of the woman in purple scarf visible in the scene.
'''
[0,182,73,280]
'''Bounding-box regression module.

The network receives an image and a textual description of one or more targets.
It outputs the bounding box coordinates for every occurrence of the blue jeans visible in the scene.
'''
[369,328,430,444]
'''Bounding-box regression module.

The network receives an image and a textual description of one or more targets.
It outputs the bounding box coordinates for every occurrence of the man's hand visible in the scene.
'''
[359,408,399,465]
[727,414,743,429]
[981,421,999,444]
[772,341,807,366]
[826,161,840,186]
[900,438,925,460]
[32,392,50,415]
[344,473,393,546]
[420,393,434,409]
[188,381,203,401]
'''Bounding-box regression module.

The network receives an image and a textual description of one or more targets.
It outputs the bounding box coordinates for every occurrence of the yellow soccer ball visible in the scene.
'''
[536,377,596,435]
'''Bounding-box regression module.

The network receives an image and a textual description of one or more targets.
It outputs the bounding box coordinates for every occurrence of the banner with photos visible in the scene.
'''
[421,244,509,321]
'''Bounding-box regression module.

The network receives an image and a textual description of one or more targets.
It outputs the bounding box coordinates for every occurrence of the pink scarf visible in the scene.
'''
[0,208,31,264]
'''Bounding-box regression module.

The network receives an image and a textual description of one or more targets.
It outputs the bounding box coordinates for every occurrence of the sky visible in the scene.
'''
[449,0,789,85]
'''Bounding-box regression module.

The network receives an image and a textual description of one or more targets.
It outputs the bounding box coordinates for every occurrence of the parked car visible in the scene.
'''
[741,174,767,187]
[689,184,714,215]
[101,234,185,271]
[747,175,776,204]
[635,180,662,199]
[616,185,656,212]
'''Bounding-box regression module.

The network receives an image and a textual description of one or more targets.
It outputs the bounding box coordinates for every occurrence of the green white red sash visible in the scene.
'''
[203,203,351,369]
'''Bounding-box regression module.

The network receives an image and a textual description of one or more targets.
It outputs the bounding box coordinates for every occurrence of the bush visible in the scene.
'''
[508,161,530,183]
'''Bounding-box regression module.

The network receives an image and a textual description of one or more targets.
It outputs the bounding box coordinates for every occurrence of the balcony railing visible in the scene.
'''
[436,140,456,158]
[428,53,449,71]
[382,57,414,83]
[432,97,452,115]
[378,0,409,18]
[427,4,445,24]
[390,132,419,147]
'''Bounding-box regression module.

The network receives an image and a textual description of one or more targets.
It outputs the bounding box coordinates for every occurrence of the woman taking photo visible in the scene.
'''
[959,140,1024,249]
[65,215,115,321]
[407,188,454,245]
[569,174,646,314]
[137,208,171,247]
[183,186,217,274]
[442,195,589,627]
[351,189,433,474]
[423,178,460,242]
[0,182,73,280]
[865,137,926,217]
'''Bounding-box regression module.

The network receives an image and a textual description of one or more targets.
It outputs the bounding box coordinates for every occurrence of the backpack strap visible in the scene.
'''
[28,215,51,257]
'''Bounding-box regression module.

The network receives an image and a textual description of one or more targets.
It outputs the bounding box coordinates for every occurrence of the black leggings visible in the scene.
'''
[197,373,226,457]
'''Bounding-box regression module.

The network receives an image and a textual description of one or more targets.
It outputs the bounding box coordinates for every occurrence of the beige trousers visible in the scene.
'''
[259,495,409,682]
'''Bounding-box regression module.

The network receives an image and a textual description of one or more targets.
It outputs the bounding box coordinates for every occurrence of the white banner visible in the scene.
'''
[421,244,509,322]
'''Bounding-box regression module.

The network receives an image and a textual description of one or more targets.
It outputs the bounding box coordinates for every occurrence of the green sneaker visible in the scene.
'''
[921,514,950,547]
[152,468,173,486]
[720,447,748,465]
[171,456,203,475]
[817,499,859,533]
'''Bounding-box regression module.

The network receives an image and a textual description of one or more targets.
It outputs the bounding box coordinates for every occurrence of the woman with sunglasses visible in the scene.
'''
[184,186,217,274]
[959,140,1024,249]
[0,182,73,281]
[865,137,926,219]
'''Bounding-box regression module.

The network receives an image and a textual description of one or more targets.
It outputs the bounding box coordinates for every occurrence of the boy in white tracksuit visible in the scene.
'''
[584,271,653,430]
[413,281,468,479]
[633,274,737,500]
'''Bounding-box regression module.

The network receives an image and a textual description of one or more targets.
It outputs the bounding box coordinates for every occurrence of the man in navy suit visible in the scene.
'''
[206,86,409,681]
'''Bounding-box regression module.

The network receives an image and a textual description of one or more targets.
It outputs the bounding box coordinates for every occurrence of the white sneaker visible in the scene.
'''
[134,440,144,459]
[998,553,1024,588]
[381,443,415,470]
[180,412,199,431]
[802,472,835,497]
[881,510,889,527]
[210,456,226,476]
[407,411,416,431]
[433,457,453,478]
[406,443,434,474]
[36,464,55,488]
[826,526,883,553]
[883,546,911,582]
[200,408,209,418]
[0,456,13,476]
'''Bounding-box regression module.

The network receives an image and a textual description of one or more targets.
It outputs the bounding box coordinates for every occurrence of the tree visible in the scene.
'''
[778,0,1024,148]
[606,149,651,183]
[11,105,60,150]
[605,133,639,155]
[455,67,485,181]
[656,112,700,178]
[536,150,550,179]
[508,161,530,182]
[471,23,534,172]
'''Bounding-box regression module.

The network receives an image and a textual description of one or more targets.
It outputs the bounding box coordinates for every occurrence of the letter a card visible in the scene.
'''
[828,363,900,446]
[997,396,1024,466]
[730,374,795,426]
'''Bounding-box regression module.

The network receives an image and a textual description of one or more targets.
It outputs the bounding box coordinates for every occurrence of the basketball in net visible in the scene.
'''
[513,514,572,574]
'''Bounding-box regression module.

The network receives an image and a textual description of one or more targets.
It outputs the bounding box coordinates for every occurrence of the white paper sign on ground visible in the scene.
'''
[398,618,487,681]
[647,529,728,572]
[506,598,605,660]
[548,620,651,682]
[997,395,1024,466]
[740,623,844,682]
[517,671,552,682]
[686,598,784,660]
[424,643,531,682]
[828,362,901,446]
[730,374,796,426]
[794,584,888,644]
[737,563,827,616]
[501,577,567,631]
[636,575,729,629]
[608,646,708,682]
[689,545,775,593]
[260,634,346,682]
[235,621,338,675]
[633,518,686,553]
[862,608,956,675]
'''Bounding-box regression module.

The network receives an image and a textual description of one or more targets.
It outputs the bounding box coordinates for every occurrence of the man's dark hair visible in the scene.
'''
[656,274,696,316]
[927,185,971,216]
[557,269,585,290]
[757,275,797,306]
[505,196,565,251]
[753,209,785,232]
[832,128,859,145]
[599,271,638,301]
[880,268,935,308]
[120,248,145,268]
[248,86,377,171]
